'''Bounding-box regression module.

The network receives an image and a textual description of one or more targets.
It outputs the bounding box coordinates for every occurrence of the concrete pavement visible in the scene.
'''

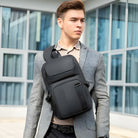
[0,118,138,138]
[0,118,25,138]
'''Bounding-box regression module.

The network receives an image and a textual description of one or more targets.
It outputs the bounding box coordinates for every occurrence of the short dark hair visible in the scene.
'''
[56,0,85,18]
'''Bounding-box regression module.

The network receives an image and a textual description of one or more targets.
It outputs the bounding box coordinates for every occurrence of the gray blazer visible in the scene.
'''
[23,43,110,138]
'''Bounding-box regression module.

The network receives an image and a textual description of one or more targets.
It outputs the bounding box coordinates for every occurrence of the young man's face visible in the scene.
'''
[57,9,85,41]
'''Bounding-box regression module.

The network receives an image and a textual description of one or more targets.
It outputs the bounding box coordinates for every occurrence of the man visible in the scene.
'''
[23,0,110,138]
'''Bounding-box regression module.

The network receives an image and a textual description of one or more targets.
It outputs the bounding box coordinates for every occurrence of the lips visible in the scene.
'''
[75,30,82,34]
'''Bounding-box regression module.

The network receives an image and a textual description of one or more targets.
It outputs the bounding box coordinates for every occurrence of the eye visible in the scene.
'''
[81,19,85,22]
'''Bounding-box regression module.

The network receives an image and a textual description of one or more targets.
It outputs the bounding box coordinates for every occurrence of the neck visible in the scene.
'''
[59,36,79,49]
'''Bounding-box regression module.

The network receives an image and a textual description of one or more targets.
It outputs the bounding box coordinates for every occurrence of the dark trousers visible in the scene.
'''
[44,123,76,138]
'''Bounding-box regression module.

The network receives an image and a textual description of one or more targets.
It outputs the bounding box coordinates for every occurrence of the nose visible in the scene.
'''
[77,20,83,27]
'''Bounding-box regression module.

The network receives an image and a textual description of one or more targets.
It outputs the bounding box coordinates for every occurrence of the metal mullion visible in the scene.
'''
[100,51,109,55]
[125,83,138,86]
[107,4,112,85]
[0,52,3,78]
[28,50,38,54]
[51,13,55,45]
[26,10,30,51]
[23,10,30,105]
[24,81,27,105]
[95,8,98,51]
[27,80,33,83]
[122,52,125,83]
[124,0,128,69]
[122,85,126,114]
[109,4,112,51]
[110,81,124,86]
[107,52,111,84]
[23,51,28,105]
[0,7,2,78]
[126,46,138,51]
[1,48,26,54]
[110,49,125,54]
[109,84,124,88]
[122,0,128,115]
[0,7,2,49]
[0,77,24,82]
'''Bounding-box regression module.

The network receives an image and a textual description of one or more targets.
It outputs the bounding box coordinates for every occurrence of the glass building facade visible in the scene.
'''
[0,0,138,117]
[0,7,60,105]
[86,0,138,116]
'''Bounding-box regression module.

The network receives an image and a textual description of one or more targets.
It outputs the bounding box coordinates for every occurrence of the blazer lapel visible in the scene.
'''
[79,42,88,69]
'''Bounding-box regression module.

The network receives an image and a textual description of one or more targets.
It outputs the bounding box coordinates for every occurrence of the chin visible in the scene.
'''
[73,36,81,40]
[72,38,80,41]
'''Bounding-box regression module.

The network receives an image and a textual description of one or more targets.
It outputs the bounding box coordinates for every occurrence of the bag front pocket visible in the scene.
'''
[50,76,92,119]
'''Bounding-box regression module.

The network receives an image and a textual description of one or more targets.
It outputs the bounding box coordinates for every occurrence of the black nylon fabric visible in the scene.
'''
[44,126,76,138]
[41,46,92,119]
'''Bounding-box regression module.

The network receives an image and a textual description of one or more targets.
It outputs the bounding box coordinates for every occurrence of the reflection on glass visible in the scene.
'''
[125,87,138,115]
[54,20,61,44]
[27,83,33,104]
[127,3,138,48]
[126,50,138,83]
[111,54,122,80]
[0,82,24,105]
[110,86,123,112]
[112,3,126,50]
[98,6,110,51]
[29,12,52,50]
[103,54,108,81]
[3,54,22,77]
[28,53,36,80]
[2,8,27,49]
[86,11,96,50]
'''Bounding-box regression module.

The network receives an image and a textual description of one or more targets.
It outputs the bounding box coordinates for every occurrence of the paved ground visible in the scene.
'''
[0,118,25,138]
[0,118,138,138]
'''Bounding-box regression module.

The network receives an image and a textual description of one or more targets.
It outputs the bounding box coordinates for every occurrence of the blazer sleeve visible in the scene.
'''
[23,53,44,138]
[93,54,110,138]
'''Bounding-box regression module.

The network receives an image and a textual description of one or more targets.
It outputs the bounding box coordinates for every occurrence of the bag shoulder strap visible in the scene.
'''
[43,45,61,103]
[43,45,61,62]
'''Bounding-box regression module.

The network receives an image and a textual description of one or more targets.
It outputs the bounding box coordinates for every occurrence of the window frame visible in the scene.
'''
[0,6,56,106]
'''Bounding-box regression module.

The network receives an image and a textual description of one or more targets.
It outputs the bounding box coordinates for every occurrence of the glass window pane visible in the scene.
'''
[3,54,22,77]
[0,82,24,105]
[127,3,138,48]
[2,8,27,49]
[86,11,96,50]
[54,20,61,44]
[26,83,33,104]
[29,11,52,50]
[103,54,108,81]
[111,54,122,80]
[126,50,138,83]
[98,6,110,51]
[111,2,126,50]
[110,86,123,112]
[125,87,138,115]
[28,53,36,80]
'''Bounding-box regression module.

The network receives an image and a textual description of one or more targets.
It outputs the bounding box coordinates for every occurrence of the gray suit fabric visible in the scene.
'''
[23,43,110,138]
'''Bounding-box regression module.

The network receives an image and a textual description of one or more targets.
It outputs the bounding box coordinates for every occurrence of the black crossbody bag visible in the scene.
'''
[41,46,92,119]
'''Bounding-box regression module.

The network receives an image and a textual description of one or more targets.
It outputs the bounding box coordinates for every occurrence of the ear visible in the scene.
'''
[57,18,63,29]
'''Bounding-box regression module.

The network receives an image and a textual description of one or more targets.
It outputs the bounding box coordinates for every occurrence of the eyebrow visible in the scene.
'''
[70,17,85,20]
